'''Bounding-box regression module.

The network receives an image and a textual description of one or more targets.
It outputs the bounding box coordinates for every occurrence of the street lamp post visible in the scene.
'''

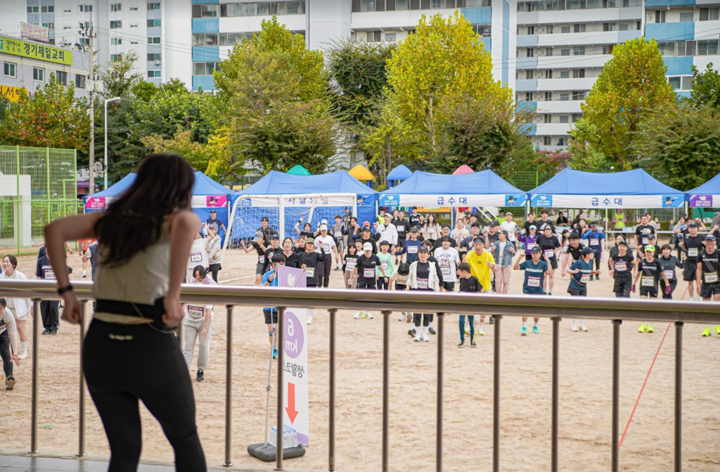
[104,97,122,190]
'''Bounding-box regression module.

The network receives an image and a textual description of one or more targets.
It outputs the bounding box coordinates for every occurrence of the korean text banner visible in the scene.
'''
[379,194,527,208]
[0,37,72,66]
[530,194,684,209]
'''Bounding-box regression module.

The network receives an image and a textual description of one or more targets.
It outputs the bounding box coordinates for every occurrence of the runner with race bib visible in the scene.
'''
[632,245,671,334]
[567,247,599,332]
[513,246,550,335]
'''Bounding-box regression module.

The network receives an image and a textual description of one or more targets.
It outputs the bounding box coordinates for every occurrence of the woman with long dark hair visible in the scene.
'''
[44,153,206,471]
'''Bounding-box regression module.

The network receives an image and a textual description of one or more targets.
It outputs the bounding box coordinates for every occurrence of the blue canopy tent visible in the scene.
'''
[84,172,237,242]
[379,170,527,208]
[228,170,378,244]
[687,173,720,208]
[387,165,413,188]
[528,169,685,209]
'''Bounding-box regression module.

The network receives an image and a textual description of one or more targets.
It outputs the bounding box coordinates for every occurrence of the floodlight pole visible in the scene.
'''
[104,97,122,190]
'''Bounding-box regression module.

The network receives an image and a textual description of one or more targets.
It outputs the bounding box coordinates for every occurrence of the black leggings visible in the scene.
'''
[209,263,221,283]
[0,330,13,378]
[83,319,206,472]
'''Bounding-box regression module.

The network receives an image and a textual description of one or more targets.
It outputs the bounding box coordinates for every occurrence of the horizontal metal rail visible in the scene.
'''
[0,280,712,472]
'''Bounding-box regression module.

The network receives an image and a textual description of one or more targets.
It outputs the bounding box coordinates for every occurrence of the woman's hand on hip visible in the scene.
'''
[60,293,82,324]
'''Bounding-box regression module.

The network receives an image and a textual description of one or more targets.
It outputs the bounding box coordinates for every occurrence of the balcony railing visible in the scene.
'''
[0,280,717,472]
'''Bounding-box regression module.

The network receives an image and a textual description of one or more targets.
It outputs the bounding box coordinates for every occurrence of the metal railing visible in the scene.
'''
[0,280,718,472]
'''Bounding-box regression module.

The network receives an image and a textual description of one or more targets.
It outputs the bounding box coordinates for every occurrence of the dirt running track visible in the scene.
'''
[1,249,719,472]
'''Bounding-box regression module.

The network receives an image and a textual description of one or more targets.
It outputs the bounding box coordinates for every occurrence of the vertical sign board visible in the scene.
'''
[277,265,310,446]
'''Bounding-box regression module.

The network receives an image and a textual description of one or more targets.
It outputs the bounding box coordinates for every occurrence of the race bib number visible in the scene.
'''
[642,237,649,245]
[544,249,555,259]
[688,248,699,258]
[191,252,202,263]
[641,276,655,287]
[345,259,357,271]
[664,270,675,280]
[441,265,451,276]
[580,274,591,284]
[258,255,265,264]
[381,261,389,271]
[417,278,429,289]
[408,246,418,254]
[397,225,405,233]
[527,276,541,288]
[323,244,331,252]
[43,268,56,280]
[334,231,342,238]
[188,306,205,319]
[363,268,376,278]
[590,238,600,246]
[305,267,315,278]
[614,261,627,272]
[427,228,434,234]
[526,243,536,251]
[704,271,719,284]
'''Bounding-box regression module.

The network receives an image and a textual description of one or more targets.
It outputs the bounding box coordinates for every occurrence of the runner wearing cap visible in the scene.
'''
[536,225,560,295]
[465,237,495,335]
[658,244,683,299]
[697,235,720,336]
[406,246,440,342]
[518,225,539,261]
[299,238,327,325]
[315,224,337,288]
[434,237,461,292]
[582,221,606,280]
[609,241,634,298]
[633,245,671,333]
[513,246,551,335]
[353,221,378,255]
[376,241,395,290]
[567,247,600,332]
[241,231,267,286]
[375,213,399,255]
[392,210,408,266]
[395,227,423,264]
[354,242,388,319]
[679,222,705,301]
[500,212,519,242]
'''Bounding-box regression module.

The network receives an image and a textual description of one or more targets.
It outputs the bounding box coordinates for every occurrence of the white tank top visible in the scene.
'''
[93,227,170,323]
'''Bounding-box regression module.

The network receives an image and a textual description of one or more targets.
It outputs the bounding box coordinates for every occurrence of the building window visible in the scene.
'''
[147,19,161,27]
[3,63,16,78]
[655,11,665,23]
[148,2,161,10]
[75,74,87,89]
[192,4,220,17]
[574,24,586,32]
[572,91,587,100]
[367,31,382,42]
[543,136,552,145]
[147,53,162,62]
[110,21,122,29]
[33,67,44,81]
[80,5,93,12]
[557,137,567,146]
[560,71,570,79]
[148,70,162,78]
[111,38,122,45]
[561,48,570,56]
[222,1,307,16]
[130,7,139,10]
[618,23,629,30]
[603,22,616,31]
[525,92,534,101]
[110,54,123,62]
[111,4,122,12]
[561,26,571,33]
[41,5,54,13]
[560,92,570,100]
[148,36,161,44]
[56,71,68,85]
[526,70,534,79]
[574,46,585,55]
[602,45,614,54]
[527,26,535,34]
[193,62,219,76]
[527,48,534,57]
[559,115,569,123]
[193,33,219,46]
[698,40,719,55]
[700,8,719,21]
[27,6,39,13]
[545,91,552,100]
[572,113,582,122]
[385,33,397,41]
[573,69,585,78]
[41,23,54,30]
[679,12,693,22]
[544,114,552,123]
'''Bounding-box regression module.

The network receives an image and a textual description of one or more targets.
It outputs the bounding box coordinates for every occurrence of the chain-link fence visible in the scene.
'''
[0,145,82,255]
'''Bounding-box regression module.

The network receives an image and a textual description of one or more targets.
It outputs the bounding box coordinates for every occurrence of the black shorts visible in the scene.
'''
[568,287,587,296]
[682,264,697,282]
[614,276,632,296]
[255,263,265,275]
[549,258,558,270]
[443,281,455,292]
[263,308,278,325]
[700,283,720,299]
[357,279,376,290]
[640,286,658,298]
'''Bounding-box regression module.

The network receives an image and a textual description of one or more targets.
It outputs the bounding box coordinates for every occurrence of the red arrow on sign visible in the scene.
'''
[286,382,299,424]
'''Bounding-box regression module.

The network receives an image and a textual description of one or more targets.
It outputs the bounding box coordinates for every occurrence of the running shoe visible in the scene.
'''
[571,325,578,332]
[408,328,416,337]
[307,316,313,325]
[561,275,568,280]
[581,325,588,333]
[82,272,87,278]
[42,329,51,335]
[18,351,28,360]
[702,327,712,337]
[354,311,362,319]
[521,326,527,336]
[638,324,647,333]
[364,312,374,319]
[715,326,720,336]
[422,334,430,342]
[470,341,477,348]
[532,325,539,334]
[647,324,654,334]
[50,330,57,335]
[458,341,465,348]
[414,335,421,342]
[5,376,15,390]
[596,275,600,280]
[428,327,437,335]
[196,370,205,382]
[477,328,485,336]
[273,348,278,359]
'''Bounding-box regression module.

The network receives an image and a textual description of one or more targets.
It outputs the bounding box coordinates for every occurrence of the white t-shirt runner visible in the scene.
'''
[314,235,336,254]
[500,221,519,241]
[433,247,461,282]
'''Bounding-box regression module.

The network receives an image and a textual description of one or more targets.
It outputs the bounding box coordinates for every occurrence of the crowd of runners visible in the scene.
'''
[1,206,719,390]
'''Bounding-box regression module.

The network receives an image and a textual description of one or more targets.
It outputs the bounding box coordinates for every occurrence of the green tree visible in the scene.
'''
[386,12,510,157]
[567,120,615,172]
[100,52,143,99]
[572,38,675,170]
[637,102,720,190]
[688,63,720,109]
[0,74,90,152]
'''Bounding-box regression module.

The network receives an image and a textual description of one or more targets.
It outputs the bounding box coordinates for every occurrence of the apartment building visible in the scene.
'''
[190,0,515,91]
[1,0,191,86]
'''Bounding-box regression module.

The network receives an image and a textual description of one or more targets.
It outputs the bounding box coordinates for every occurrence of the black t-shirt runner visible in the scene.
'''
[638,258,663,289]
[357,254,381,282]
[343,253,358,273]
[537,234,560,261]
[251,241,268,265]
[610,253,634,279]
[409,214,421,228]
[683,234,705,261]
[353,236,378,254]
[415,261,432,290]
[635,225,655,252]
[537,219,556,233]
[393,218,408,241]
[698,249,720,285]
[566,244,583,262]
[459,275,483,293]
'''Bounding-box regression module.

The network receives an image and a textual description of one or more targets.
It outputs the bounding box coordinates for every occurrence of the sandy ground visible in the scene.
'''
[1,247,719,472]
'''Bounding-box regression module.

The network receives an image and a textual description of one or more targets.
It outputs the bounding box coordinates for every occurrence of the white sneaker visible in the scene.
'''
[82,271,87,278]
[307,316,313,325]
[581,325,588,332]
[422,334,430,342]
[354,311,362,319]
[477,328,485,336]
[414,335,421,342]
[571,325,578,332]
[364,312,374,319]
[18,350,28,360]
